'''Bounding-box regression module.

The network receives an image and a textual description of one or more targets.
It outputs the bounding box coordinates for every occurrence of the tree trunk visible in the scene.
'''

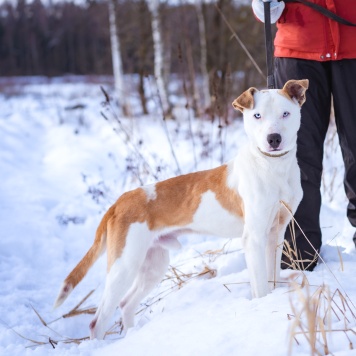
[195,0,211,110]
[147,0,171,117]
[138,0,149,115]
[108,0,129,115]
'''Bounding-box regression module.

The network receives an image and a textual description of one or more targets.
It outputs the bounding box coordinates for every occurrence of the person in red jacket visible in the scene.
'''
[252,0,356,270]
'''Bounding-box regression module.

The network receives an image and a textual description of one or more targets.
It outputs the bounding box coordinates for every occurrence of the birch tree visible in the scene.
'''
[108,0,129,115]
[195,0,211,109]
[147,0,171,117]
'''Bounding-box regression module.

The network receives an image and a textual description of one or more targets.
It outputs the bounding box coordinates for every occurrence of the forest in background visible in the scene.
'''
[0,0,273,119]
[0,1,267,84]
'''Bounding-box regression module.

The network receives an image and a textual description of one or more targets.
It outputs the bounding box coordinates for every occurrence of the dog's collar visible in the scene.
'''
[258,147,290,158]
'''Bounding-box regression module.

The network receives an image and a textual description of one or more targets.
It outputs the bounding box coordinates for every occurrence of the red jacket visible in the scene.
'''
[274,0,356,61]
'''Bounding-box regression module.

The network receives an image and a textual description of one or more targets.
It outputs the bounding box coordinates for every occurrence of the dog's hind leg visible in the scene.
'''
[90,222,153,340]
[119,243,170,329]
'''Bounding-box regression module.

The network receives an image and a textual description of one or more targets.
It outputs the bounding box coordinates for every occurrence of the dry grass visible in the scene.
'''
[279,201,356,355]
[280,201,318,272]
[13,246,225,349]
[13,243,355,354]
[12,202,356,353]
[280,201,353,300]
[288,278,356,355]
[8,291,97,348]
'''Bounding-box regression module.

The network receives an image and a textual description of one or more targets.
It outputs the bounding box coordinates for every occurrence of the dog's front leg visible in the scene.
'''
[266,218,288,290]
[242,227,269,298]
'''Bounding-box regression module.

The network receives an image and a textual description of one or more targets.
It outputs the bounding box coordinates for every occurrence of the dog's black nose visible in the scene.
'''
[267,133,282,149]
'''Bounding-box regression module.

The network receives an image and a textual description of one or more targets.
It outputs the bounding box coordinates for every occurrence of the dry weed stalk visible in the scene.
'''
[165,263,217,289]
[288,280,331,355]
[279,201,356,355]
[215,4,265,82]
[280,200,352,303]
[280,201,318,272]
[321,109,343,203]
[9,290,99,348]
[288,279,356,355]
[100,88,160,184]
[16,246,224,348]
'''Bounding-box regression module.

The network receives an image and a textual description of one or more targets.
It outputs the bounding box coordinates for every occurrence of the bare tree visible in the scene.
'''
[0,0,265,101]
[147,0,171,117]
[137,0,149,115]
[108,0,129,115]
[195,0,211,110]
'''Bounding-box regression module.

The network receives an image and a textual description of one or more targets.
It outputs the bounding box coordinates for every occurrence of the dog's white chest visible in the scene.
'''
[188,190,244,238]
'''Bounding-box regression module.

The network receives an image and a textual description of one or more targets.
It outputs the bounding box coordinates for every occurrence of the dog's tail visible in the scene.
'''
[54,206,115,308]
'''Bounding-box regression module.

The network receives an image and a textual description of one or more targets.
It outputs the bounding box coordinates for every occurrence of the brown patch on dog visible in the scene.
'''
[279,79,309,106]
[105,165,243,269]
[106,189,148,269]
[232,87,258,112]
[213,166,245,218]
[147,165,243,229]
[59,165,244,284]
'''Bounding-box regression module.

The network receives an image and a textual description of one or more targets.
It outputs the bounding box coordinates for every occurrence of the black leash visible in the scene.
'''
[264,1,275,89]
[282,0,356,27]
[263,0,356,90]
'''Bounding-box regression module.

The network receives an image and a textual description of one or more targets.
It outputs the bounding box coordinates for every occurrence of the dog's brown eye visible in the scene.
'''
[283,111,290,117]
[254,113,261,119]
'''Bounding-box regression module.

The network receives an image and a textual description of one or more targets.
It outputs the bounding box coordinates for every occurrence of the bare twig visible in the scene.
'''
[215,4,266,81]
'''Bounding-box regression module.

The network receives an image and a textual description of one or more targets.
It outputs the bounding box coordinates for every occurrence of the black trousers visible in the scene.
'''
[274,58,356,270]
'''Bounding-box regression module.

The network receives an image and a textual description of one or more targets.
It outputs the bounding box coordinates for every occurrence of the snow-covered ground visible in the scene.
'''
[1,76,356,356]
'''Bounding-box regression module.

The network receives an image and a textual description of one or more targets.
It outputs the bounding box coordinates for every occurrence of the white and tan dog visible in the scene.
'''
[54,79,308,339]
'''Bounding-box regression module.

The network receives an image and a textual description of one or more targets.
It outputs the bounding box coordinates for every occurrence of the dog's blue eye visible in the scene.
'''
[254,113,261,119]
[283,111,290,117]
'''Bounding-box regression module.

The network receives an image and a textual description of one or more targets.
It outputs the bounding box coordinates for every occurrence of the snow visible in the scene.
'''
[1,76,356,355]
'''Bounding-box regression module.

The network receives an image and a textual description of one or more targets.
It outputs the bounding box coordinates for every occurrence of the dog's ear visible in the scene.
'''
[281,79,309,106]
[232,87,258,112]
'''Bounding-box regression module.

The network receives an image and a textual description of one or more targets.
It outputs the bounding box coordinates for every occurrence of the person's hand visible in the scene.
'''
[252,0,285,24]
